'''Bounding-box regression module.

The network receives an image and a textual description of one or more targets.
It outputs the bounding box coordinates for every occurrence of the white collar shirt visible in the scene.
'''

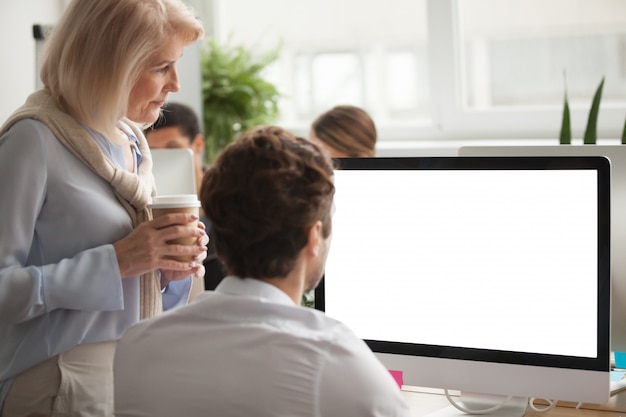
[114,276,410,417]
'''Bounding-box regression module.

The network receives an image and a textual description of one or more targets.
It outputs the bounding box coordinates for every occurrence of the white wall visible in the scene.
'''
[0,1,63,123]
[166,44,203,128]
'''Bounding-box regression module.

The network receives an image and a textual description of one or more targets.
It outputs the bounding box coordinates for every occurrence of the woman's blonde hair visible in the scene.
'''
[311,105,377,157]
[40,0,204,139]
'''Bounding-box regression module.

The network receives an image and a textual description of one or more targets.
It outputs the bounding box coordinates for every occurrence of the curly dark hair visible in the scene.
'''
[200,126,335,278]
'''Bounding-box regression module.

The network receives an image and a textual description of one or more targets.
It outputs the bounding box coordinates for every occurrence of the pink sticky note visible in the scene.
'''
[388,370,403,389]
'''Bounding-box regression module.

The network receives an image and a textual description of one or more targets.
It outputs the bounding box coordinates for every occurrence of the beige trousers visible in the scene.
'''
[1,341,117,417]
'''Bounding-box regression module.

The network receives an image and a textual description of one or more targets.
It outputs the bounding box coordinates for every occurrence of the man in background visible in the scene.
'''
[114,126,410,417]
[145,102,226,293]
[145,102,206,198]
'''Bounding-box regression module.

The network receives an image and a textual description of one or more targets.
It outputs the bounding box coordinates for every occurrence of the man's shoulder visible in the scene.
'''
[116,294,361,354]
[117,304,191,345]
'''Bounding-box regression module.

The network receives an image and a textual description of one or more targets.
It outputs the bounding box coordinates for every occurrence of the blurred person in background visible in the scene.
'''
[145,102,206,196]
[309,104,377,158]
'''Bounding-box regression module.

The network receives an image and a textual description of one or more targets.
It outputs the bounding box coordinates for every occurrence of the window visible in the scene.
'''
[203,0,626,144]
[459,0,626,108]
[209,0,429,135]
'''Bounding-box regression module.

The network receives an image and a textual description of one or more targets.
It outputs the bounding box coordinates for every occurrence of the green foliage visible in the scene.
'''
[302,290,315,308]
[559,76,626,145]
[583,77,604,144]
[200,38,281,162]
[559,90,571,145]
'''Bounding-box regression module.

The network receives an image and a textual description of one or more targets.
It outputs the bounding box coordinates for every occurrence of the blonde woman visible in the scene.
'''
[0,0,206,415]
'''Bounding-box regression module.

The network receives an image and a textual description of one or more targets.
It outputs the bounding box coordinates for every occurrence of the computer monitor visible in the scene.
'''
[150,148,197,196]
[459,145,626,355]
[315,156,610,416]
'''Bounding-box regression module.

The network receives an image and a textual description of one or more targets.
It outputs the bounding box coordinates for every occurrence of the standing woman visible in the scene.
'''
[0,0,205,416]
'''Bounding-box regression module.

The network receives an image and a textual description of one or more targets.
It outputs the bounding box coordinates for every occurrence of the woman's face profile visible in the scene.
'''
[127,36,186,125]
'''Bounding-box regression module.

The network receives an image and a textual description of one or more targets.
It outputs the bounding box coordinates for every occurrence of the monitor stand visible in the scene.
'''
[425,392,528,417]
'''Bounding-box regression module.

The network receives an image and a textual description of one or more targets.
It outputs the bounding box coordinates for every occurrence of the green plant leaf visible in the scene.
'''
[560,93,571,145]
[301,290,315,308]
[583,77,604,145]
[559,71,571,145]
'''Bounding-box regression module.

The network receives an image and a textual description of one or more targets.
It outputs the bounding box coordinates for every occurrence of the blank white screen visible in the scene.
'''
[151,148,197,196]
[324,169,598,357]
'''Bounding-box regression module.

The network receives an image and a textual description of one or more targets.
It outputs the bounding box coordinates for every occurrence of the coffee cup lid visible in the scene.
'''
[150,194,201,209]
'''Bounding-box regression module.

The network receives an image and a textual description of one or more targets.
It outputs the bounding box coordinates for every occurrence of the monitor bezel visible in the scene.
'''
[315,155,611,373]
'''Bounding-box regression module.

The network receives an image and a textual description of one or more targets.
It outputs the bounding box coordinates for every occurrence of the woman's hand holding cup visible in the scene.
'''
[114,195,208,281]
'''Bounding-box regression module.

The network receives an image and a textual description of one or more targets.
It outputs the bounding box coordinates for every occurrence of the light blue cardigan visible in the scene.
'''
[0,117,191,408]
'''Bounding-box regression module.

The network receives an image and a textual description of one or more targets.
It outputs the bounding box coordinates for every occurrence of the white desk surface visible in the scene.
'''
[401,386,626,417]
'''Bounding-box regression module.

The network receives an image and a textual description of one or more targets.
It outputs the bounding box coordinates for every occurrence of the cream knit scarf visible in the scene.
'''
[0,89,162,319]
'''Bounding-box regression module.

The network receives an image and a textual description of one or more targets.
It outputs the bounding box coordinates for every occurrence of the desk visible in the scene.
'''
[402,387,626,417]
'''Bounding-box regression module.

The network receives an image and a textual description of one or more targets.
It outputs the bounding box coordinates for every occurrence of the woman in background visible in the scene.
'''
[0,0,205,415]
[309,104,377,158]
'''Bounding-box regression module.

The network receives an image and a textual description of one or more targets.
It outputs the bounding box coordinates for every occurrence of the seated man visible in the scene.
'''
[113,126,409,417]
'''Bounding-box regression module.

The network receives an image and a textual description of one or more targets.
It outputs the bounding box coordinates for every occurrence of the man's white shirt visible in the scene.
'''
[114,276,410,417]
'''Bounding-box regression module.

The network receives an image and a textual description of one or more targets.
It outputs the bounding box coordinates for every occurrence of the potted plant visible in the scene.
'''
[200,38,281,162]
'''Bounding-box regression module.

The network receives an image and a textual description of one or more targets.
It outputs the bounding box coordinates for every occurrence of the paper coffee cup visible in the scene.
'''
[150,194,201,262]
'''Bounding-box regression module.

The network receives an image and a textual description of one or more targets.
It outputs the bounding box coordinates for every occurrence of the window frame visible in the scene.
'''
[203,0,626,145]
[426,0,626,143]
